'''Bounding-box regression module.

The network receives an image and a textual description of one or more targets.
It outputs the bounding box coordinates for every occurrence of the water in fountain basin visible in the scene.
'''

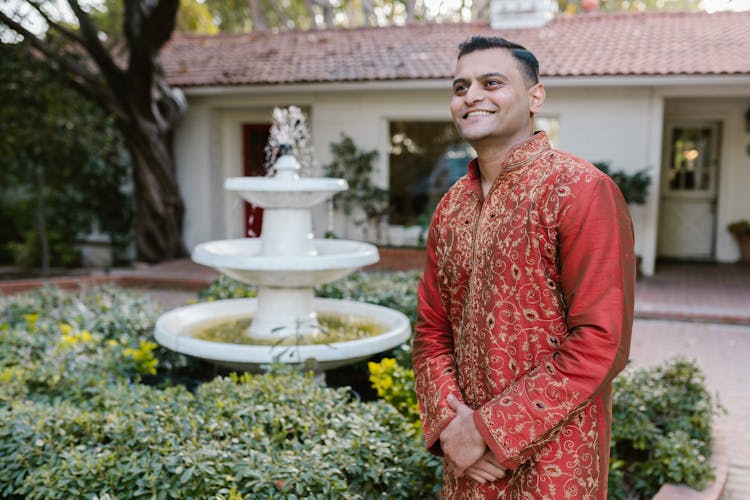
[190,312,387,345]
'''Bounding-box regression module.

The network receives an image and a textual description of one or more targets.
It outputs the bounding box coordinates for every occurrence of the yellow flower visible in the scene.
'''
[59,323,73,336]
[123,340,159,375]
[23,314,39,330]
[79,330,93,343]
[381,358,397,371]
[61,333,79,346]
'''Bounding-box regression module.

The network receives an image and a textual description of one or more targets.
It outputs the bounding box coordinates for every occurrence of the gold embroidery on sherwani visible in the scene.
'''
[414,132,635,500]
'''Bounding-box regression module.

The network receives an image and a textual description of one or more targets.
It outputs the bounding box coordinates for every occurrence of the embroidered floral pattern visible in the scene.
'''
[414,133,635,499]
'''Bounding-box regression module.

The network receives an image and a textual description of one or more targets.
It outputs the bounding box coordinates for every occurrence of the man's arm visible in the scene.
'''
[412,210,465,456]
[473,174,636,470]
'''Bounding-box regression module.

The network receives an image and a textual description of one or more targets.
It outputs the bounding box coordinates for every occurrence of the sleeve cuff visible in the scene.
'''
[472,410,521,471]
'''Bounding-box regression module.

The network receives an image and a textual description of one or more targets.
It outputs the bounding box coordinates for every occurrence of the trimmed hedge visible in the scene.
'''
[0,286,441,498]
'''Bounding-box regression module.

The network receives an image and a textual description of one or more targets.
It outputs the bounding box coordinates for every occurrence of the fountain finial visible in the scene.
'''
[265,106,313,177]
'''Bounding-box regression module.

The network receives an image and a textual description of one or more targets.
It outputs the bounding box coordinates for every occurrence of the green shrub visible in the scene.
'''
[0,287,442,498]
[608,358,721,499]
[1,367,441,498]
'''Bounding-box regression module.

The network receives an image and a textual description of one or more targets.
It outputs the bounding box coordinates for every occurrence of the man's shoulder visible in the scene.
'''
[544,148,605,176]
[532,148,610,189]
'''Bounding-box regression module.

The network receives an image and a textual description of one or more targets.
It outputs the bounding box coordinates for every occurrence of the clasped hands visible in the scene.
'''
[439,394,507,484]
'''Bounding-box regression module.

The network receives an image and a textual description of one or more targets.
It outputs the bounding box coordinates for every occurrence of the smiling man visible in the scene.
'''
[413,36,636,499]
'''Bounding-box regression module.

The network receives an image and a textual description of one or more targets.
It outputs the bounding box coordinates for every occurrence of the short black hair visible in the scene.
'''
[457,36,540,87]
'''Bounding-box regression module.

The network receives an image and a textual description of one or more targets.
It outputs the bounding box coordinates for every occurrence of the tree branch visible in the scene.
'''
[26,0,85,45]
[1,11,94,94]
[267,1,292,29]
[65,0,124,84]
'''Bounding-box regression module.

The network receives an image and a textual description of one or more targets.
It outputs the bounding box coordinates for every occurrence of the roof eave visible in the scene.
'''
[176,74,750,96]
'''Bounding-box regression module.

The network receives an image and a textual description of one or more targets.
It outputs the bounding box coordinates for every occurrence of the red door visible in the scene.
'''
[242,124,271,237]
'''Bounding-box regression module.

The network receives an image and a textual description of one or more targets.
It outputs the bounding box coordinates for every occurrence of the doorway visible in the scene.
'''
[241,124,271,237]
[657,121,722,259]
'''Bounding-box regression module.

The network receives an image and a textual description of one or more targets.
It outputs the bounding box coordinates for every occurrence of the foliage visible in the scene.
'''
[202,0,432,33]
[198,274,258,300]
[728,219,750,237]
[0,42,133,268]
[0,287,441,497]
[368,358,422,432]
[593,162,652,205]
[608,358,722,499]
[1,0,189,263]
[323,134,390,241]
[367,355,719,499]
[558,0,701,14]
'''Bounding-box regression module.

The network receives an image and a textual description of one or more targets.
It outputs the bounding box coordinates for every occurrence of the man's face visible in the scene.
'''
[450,48,544,146]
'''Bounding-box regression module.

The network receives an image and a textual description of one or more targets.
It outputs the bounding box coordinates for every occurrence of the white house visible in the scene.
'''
[161,6,750,276]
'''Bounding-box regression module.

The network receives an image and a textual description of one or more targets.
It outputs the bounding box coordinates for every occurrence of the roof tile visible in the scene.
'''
[161,10,750,86]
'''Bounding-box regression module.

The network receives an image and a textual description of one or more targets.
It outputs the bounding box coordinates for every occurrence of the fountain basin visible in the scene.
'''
[154,298,411,372]
[192,239,379,287]
[225,177,347,208]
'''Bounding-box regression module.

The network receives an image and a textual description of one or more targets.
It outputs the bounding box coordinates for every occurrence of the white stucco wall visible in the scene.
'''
[174,81,749,275]
[541,87,662,275]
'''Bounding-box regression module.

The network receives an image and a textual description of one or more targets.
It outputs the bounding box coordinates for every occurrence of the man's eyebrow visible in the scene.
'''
[452,72,507,87]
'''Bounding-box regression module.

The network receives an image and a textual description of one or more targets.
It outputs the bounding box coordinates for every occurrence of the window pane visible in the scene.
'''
[668,126,713,192]
[388,121,473,226]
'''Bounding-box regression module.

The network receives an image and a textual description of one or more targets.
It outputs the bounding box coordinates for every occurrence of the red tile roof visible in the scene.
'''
[161,10,750,87]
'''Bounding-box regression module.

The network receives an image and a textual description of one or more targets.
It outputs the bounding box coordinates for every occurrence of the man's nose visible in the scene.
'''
[464,83,484,104]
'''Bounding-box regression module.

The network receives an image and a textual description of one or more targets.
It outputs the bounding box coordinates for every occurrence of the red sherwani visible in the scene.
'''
[413,132,635,499]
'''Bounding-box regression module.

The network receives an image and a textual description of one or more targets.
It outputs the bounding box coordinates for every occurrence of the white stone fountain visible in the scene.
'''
[154,108,410,372]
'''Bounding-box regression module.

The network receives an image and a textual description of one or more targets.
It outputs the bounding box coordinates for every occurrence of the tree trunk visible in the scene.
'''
[249,0,268,31]
[362,0,376,25]
[303,0,319,29]
[119,116,187,262]
[312,0,334,28]
[406,0,416,23]
[34,165,50,275]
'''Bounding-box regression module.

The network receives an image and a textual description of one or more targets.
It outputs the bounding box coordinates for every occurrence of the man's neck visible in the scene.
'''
[474,132,533,198]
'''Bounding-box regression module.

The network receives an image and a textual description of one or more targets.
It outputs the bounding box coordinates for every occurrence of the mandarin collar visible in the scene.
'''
[466,131,551,180]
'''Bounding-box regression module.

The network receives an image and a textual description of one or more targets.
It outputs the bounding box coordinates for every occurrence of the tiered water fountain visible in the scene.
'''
[154,109,410,372]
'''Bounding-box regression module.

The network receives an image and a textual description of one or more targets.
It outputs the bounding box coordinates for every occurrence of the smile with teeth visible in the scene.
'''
[464,110,495,119]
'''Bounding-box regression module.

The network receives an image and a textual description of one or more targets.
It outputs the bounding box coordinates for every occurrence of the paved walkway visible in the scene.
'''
[1,259,749,497]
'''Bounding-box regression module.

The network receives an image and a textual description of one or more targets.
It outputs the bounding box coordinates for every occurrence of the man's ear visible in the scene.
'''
[528,83,546,113]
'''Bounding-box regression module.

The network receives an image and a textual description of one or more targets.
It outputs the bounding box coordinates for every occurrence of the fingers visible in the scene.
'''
[446,393,470,415]
[446,393,459,410]
[464,452,507,484]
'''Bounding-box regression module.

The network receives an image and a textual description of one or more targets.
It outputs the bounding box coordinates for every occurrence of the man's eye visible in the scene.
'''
[453,85,468,94]
[485,80,501,87]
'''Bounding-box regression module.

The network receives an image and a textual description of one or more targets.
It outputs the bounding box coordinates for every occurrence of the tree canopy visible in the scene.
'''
[0,41,132,271]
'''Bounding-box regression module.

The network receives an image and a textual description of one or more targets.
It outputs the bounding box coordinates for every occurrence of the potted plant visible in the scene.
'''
[728,220,750,263]
[593,162,651,205]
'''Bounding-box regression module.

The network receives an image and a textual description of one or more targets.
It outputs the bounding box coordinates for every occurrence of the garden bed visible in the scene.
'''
[0,273,724,498]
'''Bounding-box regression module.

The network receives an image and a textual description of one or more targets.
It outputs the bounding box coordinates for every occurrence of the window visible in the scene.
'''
[387,117,559,227]
[388,121,474,226]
